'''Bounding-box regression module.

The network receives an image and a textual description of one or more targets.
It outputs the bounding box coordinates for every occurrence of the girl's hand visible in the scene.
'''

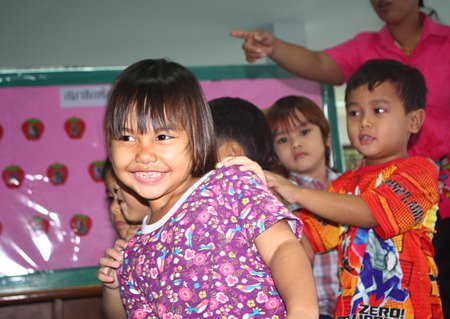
[97,239,128,289]
[217,156,266,185]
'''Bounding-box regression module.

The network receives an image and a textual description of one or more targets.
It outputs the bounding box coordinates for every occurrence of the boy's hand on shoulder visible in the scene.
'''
[265,171,301,204]
[217,156,266,184]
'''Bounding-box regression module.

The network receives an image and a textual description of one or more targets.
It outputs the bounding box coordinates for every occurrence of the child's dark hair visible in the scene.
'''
[209,97,274,170]
[102,158,113,181]
[266,95,331,167]
[104,59,218,177]
[345,59,427,113]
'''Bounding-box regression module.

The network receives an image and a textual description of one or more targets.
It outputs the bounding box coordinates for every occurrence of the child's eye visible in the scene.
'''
[299,128,311,136]
[156,134,173,141]
[118,135,135,142]
[275,136,288,144]
[106,194,114,204]
[347,110,360,117]
[374,107,386,114]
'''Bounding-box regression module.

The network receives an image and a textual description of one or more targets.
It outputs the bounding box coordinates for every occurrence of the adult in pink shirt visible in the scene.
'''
[232,0,450,317]
[325,12,449,165]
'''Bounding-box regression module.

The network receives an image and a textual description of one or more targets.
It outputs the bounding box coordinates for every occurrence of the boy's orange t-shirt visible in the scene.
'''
[300,156,443,319]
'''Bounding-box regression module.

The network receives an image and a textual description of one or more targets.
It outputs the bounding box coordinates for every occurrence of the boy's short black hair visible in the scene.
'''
[345,59,427,113]
[209,97,273,170]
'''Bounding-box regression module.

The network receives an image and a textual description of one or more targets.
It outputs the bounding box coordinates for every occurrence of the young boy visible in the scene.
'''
[263,59,442,319]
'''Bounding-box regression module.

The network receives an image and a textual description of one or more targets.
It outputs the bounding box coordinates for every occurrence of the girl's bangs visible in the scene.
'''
[270,109,307,135]
[112,87,185,138]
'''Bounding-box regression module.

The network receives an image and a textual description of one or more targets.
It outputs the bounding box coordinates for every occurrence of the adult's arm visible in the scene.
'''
[231,30,345,85]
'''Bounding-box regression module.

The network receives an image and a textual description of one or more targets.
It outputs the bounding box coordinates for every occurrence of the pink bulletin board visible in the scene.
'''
[202,77,321,109]
[0,85,113,276]
[0,65,340,278]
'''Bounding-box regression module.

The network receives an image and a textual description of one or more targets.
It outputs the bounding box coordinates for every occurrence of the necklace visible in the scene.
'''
[395,32,421,57]
[392,27,422,56]
[395,40,417,56]
[401,45,414,56]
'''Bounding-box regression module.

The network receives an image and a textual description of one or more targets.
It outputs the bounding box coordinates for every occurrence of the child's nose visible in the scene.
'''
[291,136,303,149]
[135,145,157,164]
[360,113,373,128]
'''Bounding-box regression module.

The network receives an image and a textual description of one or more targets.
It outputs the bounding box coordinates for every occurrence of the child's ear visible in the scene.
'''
[229,141,245,157]
[221,140,245,157]
[409,109,425,134]
[325,134,331,147]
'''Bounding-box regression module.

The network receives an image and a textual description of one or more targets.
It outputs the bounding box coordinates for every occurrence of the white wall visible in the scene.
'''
[1,0,449,149]
[2,0,448,70]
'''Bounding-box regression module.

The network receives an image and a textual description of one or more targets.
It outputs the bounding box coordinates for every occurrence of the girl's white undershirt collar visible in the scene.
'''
[140,170,213,234]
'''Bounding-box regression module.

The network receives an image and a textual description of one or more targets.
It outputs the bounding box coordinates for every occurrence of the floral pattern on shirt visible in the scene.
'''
[119,165,303,319]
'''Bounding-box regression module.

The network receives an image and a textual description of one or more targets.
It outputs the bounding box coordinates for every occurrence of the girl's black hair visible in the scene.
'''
[104,59,218,177]
[209,97,274,170]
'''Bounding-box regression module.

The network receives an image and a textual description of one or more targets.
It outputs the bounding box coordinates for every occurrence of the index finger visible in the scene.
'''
[230,30,251,39]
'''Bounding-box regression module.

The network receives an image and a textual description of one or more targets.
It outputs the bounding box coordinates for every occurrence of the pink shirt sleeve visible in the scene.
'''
[324,31,385,82]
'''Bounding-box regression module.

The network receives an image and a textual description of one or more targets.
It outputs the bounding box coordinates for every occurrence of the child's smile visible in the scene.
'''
[111,125,195,219]
[134,170,165,184]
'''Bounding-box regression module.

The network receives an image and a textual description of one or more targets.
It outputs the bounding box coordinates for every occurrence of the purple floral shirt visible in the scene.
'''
[119,165,303,319]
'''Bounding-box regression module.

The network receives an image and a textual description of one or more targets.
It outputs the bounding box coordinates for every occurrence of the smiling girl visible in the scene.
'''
[99,59,318,319]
